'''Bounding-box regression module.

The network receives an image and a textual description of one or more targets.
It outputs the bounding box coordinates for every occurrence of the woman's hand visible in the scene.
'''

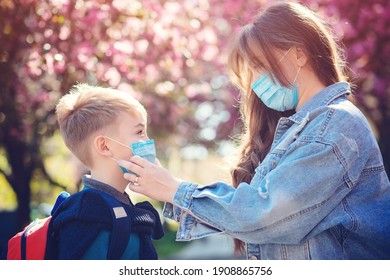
[118,157,181,203]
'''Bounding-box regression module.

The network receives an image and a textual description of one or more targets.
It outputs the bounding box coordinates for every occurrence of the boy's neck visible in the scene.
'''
[89,169,128,193]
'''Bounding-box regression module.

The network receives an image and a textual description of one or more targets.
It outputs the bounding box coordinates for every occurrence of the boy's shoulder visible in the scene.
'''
[52,189,115,226]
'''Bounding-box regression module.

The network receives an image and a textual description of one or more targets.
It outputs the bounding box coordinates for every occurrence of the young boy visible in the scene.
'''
[52,83,164,259]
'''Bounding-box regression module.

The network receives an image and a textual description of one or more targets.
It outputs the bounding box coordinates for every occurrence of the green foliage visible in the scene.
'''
[153,223,186,259]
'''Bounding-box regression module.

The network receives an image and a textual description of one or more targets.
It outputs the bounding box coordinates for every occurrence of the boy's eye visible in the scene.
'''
[137,130,145,135]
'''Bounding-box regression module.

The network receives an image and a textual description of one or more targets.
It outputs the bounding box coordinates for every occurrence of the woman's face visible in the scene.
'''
[250,48,299,86]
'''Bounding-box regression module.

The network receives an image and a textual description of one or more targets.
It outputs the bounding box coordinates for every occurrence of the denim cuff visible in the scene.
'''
[163,202,181,222]
[164,182,223,241]
[163,181,198,221]
[172,181,198,209]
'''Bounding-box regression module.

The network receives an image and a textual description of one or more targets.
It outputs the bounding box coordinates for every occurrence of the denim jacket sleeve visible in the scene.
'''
[165,136,360,244]
[163,186,225,241]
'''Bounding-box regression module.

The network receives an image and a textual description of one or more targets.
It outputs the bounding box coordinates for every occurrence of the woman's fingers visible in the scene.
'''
[118,155,182,203]
[130,155,151,167]
[117,157,146,175]
[123,173,140,185]
[127,180,144,194]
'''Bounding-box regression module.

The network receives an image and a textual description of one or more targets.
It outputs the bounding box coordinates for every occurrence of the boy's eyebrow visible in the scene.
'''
[134,123,146,128]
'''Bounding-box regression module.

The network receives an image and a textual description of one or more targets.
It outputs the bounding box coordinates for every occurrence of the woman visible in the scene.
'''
[120,2,390,259]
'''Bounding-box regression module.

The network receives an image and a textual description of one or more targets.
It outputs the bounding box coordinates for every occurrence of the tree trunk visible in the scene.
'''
[14,177,32,230]
[5,140,33,230]
[1,82,34,230]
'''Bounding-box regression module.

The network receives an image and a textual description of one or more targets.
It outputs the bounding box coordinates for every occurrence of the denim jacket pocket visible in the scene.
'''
[251,115,310,200]
[262,242,311,260]
[252,151,285,199]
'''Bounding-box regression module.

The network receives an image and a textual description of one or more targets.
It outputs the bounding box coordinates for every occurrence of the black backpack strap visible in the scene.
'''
[89,190,130,260]
[20,218,40,259]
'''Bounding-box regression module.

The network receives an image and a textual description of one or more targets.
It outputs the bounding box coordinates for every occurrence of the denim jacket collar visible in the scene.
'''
[289,81,351,124]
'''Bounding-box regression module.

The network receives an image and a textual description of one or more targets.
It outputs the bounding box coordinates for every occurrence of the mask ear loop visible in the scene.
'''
[104,135,132,150]
[277,48,298,87]
[103,136,134,163]
[278,47,292,64]
[293,66,302,83]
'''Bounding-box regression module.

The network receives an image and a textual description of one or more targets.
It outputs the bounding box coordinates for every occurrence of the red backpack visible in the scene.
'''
[2,191,70,260]
[6,216,52,259]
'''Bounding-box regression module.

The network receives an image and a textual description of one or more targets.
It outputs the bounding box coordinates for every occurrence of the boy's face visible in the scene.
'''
[106,111,149,161]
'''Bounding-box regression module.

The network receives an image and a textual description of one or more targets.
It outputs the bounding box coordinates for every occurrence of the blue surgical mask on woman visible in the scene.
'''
[251,72,299,111]
[251,48,300,111]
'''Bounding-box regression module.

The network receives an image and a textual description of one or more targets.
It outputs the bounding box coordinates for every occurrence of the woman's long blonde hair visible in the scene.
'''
[227,1,347,255]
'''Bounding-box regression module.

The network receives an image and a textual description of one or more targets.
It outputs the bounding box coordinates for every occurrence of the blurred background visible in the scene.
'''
[0,0,389,259]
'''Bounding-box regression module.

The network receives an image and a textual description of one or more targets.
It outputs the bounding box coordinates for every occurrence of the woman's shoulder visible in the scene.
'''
[299,99,379,162]
[305,99,373,138]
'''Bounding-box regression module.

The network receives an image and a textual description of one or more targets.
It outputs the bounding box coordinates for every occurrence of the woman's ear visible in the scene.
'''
[295,46,308,67]
[93,135,112,157]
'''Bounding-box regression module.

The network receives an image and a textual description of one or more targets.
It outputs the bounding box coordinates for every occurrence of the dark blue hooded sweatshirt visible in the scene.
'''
[48,175,164,260]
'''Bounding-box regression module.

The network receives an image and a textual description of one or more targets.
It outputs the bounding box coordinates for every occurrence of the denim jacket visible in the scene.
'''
[164,82,390,260]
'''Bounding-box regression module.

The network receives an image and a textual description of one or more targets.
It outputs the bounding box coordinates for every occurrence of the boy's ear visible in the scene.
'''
[93,135,112,157]
[294,46,308,67]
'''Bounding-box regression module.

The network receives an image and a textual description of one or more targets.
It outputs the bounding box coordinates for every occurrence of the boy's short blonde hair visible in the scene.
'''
[55,83,147,167]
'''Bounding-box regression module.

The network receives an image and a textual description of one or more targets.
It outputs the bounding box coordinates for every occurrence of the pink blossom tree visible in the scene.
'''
[0,0,389,231]
[0,0,258,229]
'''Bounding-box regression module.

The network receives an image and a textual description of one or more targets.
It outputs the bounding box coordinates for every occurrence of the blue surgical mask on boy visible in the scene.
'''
[104,136,157,175]
[251,48,300,111]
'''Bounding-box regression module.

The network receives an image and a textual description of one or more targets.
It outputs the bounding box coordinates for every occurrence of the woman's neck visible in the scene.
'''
[296,70,326,111]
